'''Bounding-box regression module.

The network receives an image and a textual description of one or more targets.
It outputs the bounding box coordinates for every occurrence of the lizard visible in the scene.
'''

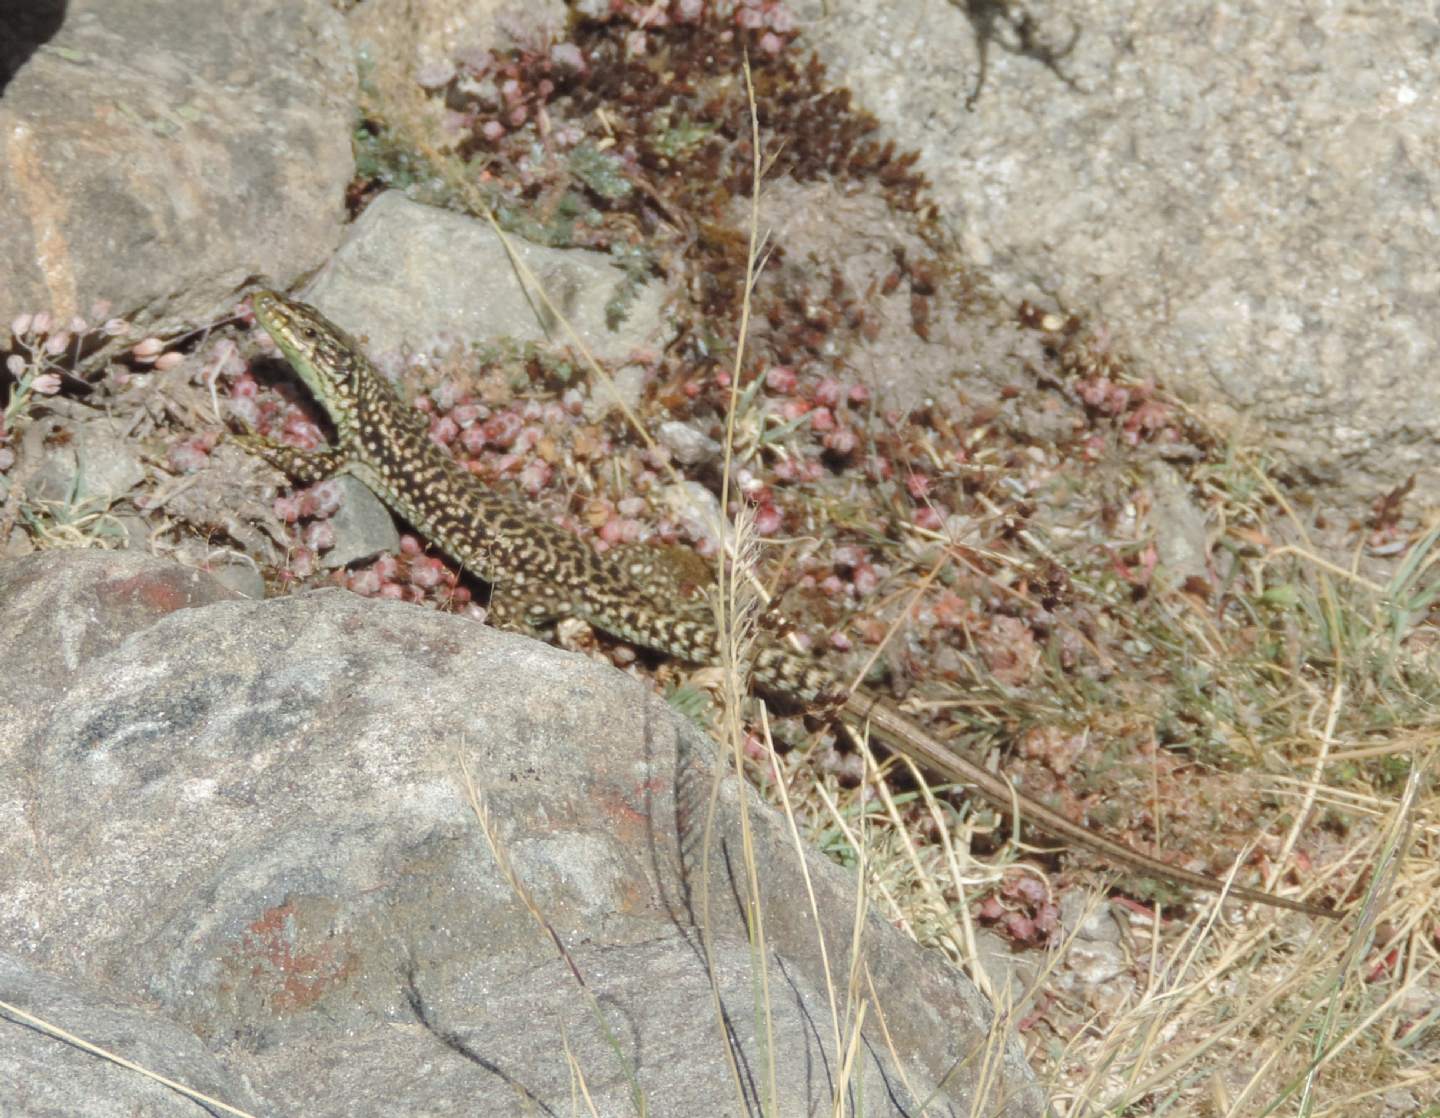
[236,288,1339,920]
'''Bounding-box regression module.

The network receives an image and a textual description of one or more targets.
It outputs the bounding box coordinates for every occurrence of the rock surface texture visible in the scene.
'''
[798,0,1440,510]
[0,550,1044,1117]
[0,0,355,333]
[0,953,267,1118]
[303,191,676,368]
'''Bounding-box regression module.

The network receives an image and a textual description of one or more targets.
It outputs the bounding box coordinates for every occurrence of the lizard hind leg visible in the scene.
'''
[607,541,716,610]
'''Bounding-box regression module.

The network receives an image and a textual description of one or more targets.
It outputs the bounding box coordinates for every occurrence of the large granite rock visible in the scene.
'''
[0,550,1044,1116]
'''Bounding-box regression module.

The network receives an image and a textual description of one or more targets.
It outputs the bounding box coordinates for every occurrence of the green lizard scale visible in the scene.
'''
[243,289,841,704]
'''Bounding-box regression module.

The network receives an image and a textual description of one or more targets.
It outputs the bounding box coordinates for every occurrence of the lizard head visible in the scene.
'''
[249,289,371,438]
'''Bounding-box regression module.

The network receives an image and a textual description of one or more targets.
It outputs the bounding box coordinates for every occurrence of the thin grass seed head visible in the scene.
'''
[728,498,765,651]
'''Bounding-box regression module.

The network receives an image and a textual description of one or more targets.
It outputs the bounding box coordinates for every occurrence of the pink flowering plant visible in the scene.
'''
[1,310,149,472]
[4,312,74,428]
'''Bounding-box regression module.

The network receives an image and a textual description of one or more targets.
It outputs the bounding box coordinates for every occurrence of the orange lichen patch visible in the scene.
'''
[231,898,360,1015]
[590,782,656,850]
[5,121,78,321]
[100,569,228,615]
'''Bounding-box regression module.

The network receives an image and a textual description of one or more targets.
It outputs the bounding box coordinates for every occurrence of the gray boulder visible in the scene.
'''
[0,550,1044,1116]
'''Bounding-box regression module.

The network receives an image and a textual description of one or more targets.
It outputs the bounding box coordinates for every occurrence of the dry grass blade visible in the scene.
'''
[456,751,648,1118]
[561,1022,604,1118]
[697,50,783,1118]
[1293,749,1434,1115]
[0,998,260,1118]
[757,702,845,1065]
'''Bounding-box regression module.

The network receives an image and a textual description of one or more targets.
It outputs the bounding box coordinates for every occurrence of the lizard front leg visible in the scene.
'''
[234,434,349,486]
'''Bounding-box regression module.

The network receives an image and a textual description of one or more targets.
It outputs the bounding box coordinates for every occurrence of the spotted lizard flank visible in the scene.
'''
[238,288,1337,920]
